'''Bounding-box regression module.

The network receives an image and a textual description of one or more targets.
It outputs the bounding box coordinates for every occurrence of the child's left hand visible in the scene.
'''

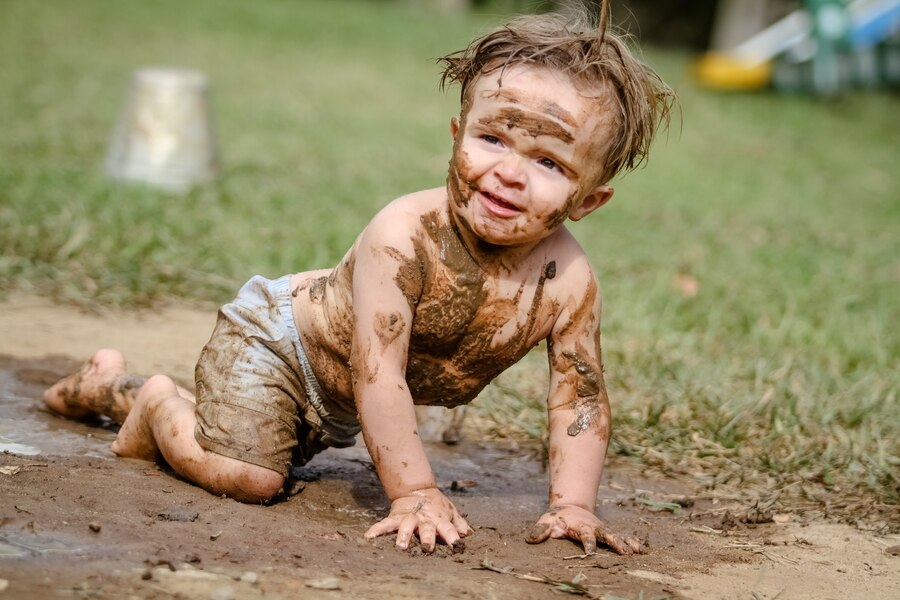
[525,504,644,555]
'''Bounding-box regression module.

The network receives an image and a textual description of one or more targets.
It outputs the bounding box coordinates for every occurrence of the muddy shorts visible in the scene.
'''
[194,275,360,478]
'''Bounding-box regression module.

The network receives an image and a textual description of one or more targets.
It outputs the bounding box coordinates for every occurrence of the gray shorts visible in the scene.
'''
[194,275,359,477]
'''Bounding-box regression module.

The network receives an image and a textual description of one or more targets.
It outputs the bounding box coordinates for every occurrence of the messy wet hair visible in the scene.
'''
[438,0,675,184]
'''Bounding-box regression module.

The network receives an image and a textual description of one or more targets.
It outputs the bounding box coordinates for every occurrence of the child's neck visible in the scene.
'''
[444,200,548,275]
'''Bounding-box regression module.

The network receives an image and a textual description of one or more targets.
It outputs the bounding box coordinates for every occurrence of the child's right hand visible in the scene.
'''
[364,487,473,553]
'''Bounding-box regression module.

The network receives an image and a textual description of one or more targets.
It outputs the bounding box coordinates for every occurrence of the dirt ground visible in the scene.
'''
[1,294,898,600]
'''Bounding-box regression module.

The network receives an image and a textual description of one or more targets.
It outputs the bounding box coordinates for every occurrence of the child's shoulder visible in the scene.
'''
[352,188,446,260]
[366,187,444,228]
[543,227,601,297]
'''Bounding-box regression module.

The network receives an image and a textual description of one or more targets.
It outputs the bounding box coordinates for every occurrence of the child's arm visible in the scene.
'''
[527,261,643,555]
[349,207,472,553]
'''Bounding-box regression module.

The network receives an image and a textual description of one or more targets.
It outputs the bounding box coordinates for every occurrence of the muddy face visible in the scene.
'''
[446,66,616,248]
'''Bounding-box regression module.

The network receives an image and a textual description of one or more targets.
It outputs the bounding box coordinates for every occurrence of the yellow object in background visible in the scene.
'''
[694,52,773,90]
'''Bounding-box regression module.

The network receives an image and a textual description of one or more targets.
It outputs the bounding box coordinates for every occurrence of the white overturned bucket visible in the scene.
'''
[106,68,219,193]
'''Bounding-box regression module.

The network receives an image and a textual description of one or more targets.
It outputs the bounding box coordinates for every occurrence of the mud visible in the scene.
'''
[384,245,425,309]
[478,107,575,144]
[2,302,899,599]
[0,355,735,600]
[486,88,579,129]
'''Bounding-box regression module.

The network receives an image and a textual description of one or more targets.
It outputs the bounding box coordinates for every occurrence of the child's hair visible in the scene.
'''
[438,1,675,185]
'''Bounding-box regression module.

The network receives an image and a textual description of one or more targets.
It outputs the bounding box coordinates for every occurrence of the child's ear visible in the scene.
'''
[569,185,614,222]
[450,116,460,139]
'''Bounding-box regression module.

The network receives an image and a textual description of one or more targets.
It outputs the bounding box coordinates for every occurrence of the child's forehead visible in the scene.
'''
[466,64,614,118]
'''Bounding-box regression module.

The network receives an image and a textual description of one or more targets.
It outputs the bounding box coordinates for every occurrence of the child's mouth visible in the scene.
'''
[480,191,520,218]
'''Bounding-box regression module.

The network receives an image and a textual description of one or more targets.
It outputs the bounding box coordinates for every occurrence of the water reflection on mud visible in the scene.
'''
[0,359,116,459]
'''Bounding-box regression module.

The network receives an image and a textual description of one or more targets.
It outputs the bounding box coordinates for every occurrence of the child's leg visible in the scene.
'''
[44,349,284,503]
[43,348,193,421]
[113,374,284,503]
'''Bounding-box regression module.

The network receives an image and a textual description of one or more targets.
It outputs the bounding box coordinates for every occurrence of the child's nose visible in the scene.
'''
[493,153,526,187]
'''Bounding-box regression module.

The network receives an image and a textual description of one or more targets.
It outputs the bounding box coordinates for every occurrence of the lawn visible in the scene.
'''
[1,0,897,524]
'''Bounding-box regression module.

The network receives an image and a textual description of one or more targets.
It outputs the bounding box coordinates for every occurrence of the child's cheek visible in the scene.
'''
[448,149,477,209]
[541,185,581,230]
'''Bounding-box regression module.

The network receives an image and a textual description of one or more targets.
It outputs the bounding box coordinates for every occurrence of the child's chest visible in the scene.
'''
[405,257,558,405]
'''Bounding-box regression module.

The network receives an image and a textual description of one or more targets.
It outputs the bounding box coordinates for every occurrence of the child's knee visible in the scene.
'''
[230,463,285,503]
[139,374,179,400]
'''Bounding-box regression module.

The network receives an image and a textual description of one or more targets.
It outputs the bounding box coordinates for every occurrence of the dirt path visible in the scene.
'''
[1,295,897,599]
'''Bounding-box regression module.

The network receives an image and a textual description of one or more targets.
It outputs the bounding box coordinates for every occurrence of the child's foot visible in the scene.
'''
[43,349,142,423]
[110,395,161,461]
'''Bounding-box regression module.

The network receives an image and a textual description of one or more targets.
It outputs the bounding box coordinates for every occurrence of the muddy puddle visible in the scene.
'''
[0,357,117,459]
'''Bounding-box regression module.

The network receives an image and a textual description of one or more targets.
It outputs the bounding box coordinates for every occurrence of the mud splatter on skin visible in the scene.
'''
[384,246,426,310]
[478,107,575,144]
[555,349,609,438]
[402,211,560,407]
[294,254,358,420]
[374,311,405,349]
[447,139,478,211]
[544,185,584,231]
[525,522,551,544]
[544,276,609,438]
[54,357,145,424]
[520,261,556,342]
[487,88,579,129]
[308,277,327,304]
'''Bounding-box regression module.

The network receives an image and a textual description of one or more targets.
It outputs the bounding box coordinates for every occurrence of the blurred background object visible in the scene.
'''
[695,0,900,94]
[106,68,219,193]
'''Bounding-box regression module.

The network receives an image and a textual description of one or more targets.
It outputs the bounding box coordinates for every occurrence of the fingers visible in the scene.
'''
[575,524,597,554]
[625,534,645,554]
[373,513,464,553]
[436,521,461,548]
[525,521,552,544]
[395,516,418,550]
[418,521,437,553]
[364,515,402,539]
[453,513,474,537]
[596,526,643,556]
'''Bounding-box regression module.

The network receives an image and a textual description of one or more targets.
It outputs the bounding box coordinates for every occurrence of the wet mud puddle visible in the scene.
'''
[0,356,116,459]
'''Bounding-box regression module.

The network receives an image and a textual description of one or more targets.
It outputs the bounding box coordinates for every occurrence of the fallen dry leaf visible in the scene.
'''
[673,274,700,298]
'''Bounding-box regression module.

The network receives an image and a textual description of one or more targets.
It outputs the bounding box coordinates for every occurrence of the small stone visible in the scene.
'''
[305,577,340,590]
[772,513,791,524]
[141,570,153,581]
[157,508,199,522]
[886,545,900,556]
[0,579,8,592]
[88,522,102,533]
[239,572,258,584]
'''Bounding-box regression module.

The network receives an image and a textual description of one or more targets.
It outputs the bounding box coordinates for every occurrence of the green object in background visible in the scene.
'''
[806,0,852,94]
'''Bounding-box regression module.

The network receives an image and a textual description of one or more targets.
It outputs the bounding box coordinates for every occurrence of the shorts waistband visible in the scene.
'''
[268,275,359,446]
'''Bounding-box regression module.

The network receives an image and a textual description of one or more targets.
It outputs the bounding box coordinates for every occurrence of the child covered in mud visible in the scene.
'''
[44,1,673,556]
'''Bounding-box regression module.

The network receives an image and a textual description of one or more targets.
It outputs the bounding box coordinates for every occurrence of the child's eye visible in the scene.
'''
[539,157,561,172]
[482,135,501,145]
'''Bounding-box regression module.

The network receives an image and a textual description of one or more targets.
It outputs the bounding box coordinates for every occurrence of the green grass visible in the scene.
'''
[1,0,897,520]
